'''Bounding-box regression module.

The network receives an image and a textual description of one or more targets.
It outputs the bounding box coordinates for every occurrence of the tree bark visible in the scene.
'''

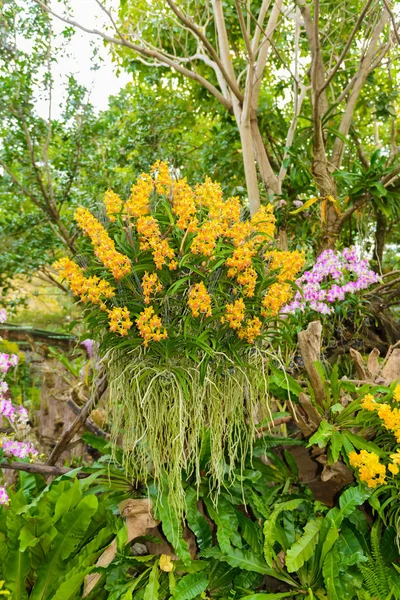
[373,209,386,268]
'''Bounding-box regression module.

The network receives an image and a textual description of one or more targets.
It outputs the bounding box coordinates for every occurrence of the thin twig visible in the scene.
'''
[1,461,89,478]
[46,374,107,465]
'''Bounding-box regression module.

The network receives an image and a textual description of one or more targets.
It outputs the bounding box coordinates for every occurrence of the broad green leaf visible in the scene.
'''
[201,547,294,585]
[54,479,82,522]
[318,517,339,565]
[5,550,30,600]
[329,431,343,464]
[270,367,302,397]
[50,568,92,600]
[237,511,262,554]
[171,573,208,600]
[338,486,370,520]
[143,562,159,600]
[203,496,241,553]
[18,525,40,552]
[153,491,191,565]
[185,488,212,550]
[263,499,305,567]
[342,432,383,456]
[285,518,323,572]
[30,495,98,600]
[308,421,336,449]
[322,550,339,600]
[239,594,296,599]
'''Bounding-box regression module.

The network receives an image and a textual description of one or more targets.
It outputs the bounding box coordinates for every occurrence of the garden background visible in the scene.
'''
[0,0,400,598]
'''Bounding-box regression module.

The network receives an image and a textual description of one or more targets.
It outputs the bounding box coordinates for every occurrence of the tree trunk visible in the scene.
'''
[250,118,280,197]
[238,120,261,216]
[373,209,386,269]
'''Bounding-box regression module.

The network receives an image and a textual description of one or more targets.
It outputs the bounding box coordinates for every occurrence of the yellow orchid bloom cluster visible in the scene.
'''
[142,272,163,305]
[75,207,131,280]
[108,306,133,337]
[125,174,153,218]
[104,189,123,222]
[136,216,177,270]
[54,257,115,309]
[261,283,293,317]
[188,282,212,318]
[55,161,305,347]
[136,306,168,347]
[360,390,400,443]
[266,250,306,283]
[349,450,386,488]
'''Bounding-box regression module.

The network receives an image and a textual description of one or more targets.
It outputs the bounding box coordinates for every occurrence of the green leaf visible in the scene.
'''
[201,547,294,585]
[50,568,92,600]
[270,367,302,397]
[185,488,212,550]
[322,550,339,600]
[154,490,191,565]
[18,525,39,552]
[285,518,323,572]
[239,594,296,599]
[308,421,336,449]
[30,495,98,600]
[143,562,159,600]
[171,573,208,600]
[5,549,30,600]
[237,511,262,554]
[338,485,370,520]
[263,499,305,567]
[330,431,343,464]
[342,432,383,456]
[203,496,241,553]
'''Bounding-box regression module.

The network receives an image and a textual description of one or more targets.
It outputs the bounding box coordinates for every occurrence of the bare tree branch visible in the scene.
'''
[318,0,375,95]
[32,0,233,111]
[382,0,400,44]
[1,461,89,478]
[331,8,390,169]
[166,0,243,101]
[46,374,107,466]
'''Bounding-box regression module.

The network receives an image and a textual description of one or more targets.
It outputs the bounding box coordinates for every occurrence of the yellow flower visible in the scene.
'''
[377,404,400,439]
[261,283,293,317]
[349,449,386,488]
[142,272,163,305]
[188,282,212,318]
[136,306,168,347]
[223,298,246,330]
[265,250,305,282]
[238,316,262,344]
[225,242,256,275]
[190,220,222,257]
[225,221,252,246]
[171,178,198,232]
[388,463,399,475]
[136,216,176,270]
[360,394,378,411]
[104,189,123,222]
[251,204,276,244]
[107,306,133,337]
[54,257,115,309]
[194,177,224,214]
[125,173,152,218]
[393,384,400,402]
[159,554,174,572]
[151,160,173,195]
[390,450,400,465]
[236,267,258,298]
[75,207,131,279]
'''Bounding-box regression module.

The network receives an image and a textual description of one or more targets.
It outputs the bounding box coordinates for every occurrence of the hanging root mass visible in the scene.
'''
[108,349,272,514]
